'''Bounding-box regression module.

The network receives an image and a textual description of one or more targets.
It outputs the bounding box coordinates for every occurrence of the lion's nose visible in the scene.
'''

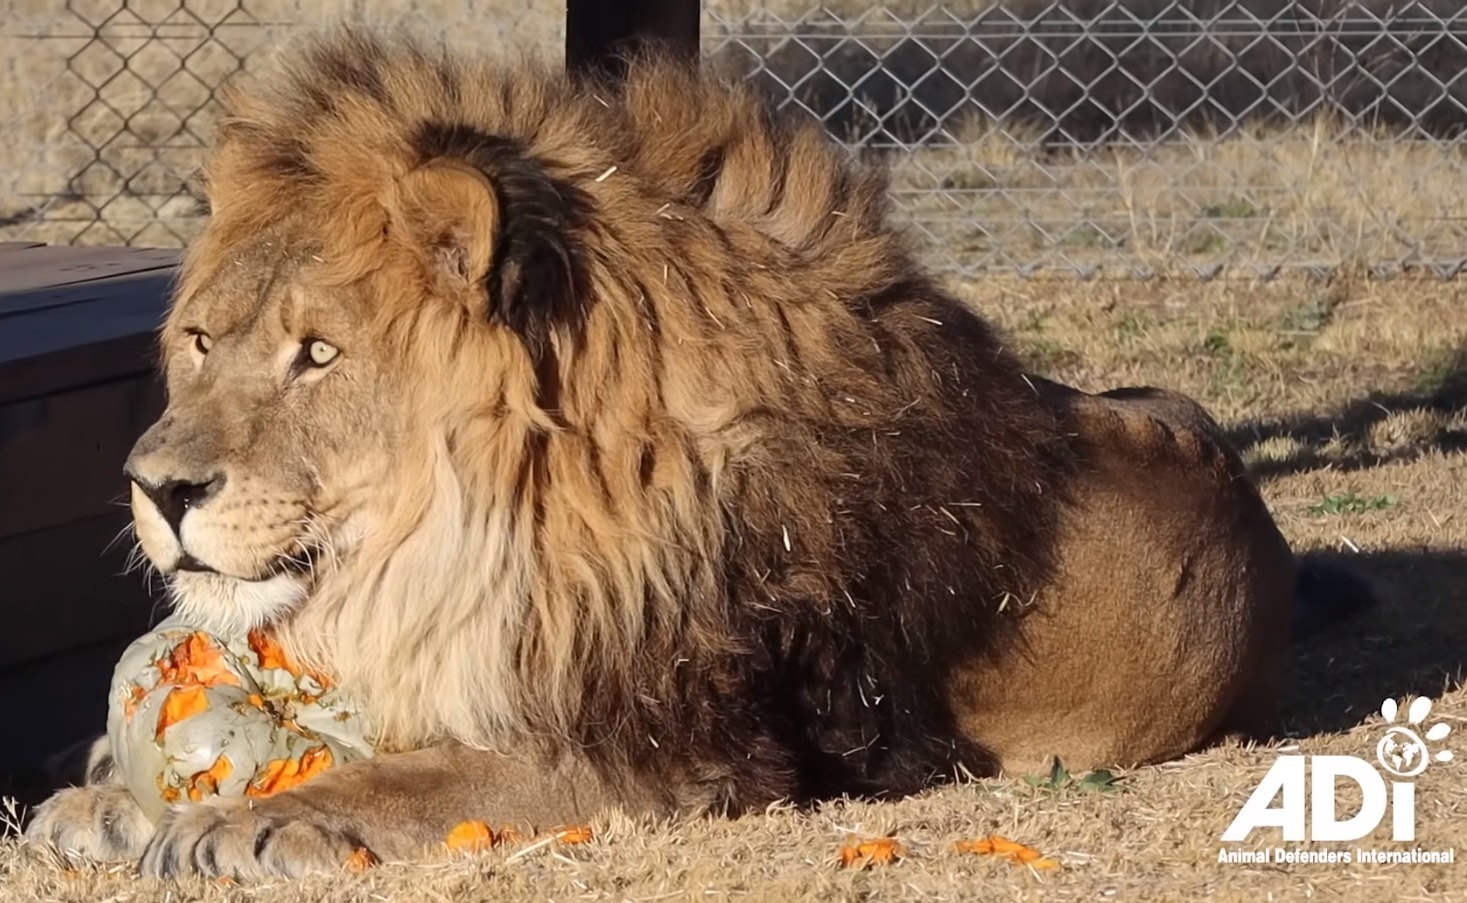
[125,466,226,537]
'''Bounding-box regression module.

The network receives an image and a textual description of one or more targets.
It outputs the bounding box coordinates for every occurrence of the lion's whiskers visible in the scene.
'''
[119,530,172,623]
[296,510,346,579]
[116,523,160,593]
[107,519,138,557]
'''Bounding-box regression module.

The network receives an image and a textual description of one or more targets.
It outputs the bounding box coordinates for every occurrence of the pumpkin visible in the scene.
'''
[105,617,374,822]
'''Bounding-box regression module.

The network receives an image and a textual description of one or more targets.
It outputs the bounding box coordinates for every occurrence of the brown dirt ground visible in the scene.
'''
[3,272,1466,901]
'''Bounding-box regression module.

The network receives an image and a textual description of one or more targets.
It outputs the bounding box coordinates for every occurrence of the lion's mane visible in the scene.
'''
[185,28,1077,811]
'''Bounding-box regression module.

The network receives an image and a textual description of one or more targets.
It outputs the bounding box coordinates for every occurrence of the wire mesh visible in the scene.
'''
[0,0,562,247]
[5,1,1467,279]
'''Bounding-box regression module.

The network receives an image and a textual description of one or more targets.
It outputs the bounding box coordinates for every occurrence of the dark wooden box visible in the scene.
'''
[0,242,178,807]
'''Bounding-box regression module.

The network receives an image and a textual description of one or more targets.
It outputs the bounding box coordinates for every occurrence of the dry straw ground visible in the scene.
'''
[2,272,1466,902]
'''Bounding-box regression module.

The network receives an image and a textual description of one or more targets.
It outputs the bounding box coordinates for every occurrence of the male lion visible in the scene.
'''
[25,28,1371,879]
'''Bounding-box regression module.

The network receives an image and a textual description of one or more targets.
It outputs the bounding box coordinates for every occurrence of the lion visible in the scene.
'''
[24,28,1373,880]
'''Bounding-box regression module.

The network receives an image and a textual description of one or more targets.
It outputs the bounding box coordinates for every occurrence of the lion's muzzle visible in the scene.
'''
[124,425,318,631]
[123,409,315,587]
[125,463,226,552]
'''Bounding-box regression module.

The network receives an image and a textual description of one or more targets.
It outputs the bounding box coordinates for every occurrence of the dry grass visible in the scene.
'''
[3,272,1466,901]
[892,114,1467,274]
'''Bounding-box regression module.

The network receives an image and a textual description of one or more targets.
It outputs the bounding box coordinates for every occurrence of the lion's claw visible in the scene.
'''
[139,798,370,880]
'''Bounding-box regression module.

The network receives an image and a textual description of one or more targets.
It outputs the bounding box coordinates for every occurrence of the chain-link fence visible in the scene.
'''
[6,1,1467,279]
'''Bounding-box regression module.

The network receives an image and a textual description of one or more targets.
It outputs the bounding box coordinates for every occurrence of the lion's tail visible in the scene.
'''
[1290,557,1378,642]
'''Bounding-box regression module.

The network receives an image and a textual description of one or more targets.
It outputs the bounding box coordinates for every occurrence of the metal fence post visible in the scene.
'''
[565,0,701,79]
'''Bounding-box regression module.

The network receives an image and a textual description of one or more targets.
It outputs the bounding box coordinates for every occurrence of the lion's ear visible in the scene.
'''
[395,160,500,290]
[477,153,590,358]
[394,147,591,357]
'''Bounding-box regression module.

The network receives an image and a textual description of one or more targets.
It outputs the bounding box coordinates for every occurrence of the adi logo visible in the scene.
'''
[1221,696,1453,849]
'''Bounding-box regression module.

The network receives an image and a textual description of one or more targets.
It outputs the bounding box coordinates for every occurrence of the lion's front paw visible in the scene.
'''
[139,797,373,880]
[23,784,154,862]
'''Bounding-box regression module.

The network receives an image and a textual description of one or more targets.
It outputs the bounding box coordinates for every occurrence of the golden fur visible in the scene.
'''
[24,27,1371,881]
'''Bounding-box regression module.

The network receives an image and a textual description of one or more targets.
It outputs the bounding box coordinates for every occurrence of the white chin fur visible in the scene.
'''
[167,571,308,635]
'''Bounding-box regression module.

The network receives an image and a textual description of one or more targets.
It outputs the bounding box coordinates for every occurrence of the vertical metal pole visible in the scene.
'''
[565,0,700,79]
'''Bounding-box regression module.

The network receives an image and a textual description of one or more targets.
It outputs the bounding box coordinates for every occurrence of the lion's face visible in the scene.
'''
[126,231,403,632]
[125,103,593,649]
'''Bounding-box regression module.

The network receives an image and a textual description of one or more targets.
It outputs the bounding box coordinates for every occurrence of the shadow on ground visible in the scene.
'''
[1283,548,1467,738]
[1217,347,1467,734]
[1228,346,1467,483]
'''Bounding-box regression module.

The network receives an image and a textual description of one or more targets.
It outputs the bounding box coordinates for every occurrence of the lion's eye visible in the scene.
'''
[192,332,213,355]
[305,339,339,367]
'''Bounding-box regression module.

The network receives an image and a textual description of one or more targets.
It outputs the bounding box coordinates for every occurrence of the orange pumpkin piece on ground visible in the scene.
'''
[445,820,497,852]
[954,835,1060,870]
[345,847,378,872]
[838,835,908,869]
[186,754,234,802]
[156,632,240,688]
[555,825,594,844]
[246,745,335,797]
[155,686,210,739]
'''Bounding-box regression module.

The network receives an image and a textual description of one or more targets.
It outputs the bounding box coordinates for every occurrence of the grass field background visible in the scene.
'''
[6,0,1467,275]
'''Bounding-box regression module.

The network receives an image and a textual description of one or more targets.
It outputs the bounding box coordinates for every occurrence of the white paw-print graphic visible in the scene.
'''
[1376,696,1453,779]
